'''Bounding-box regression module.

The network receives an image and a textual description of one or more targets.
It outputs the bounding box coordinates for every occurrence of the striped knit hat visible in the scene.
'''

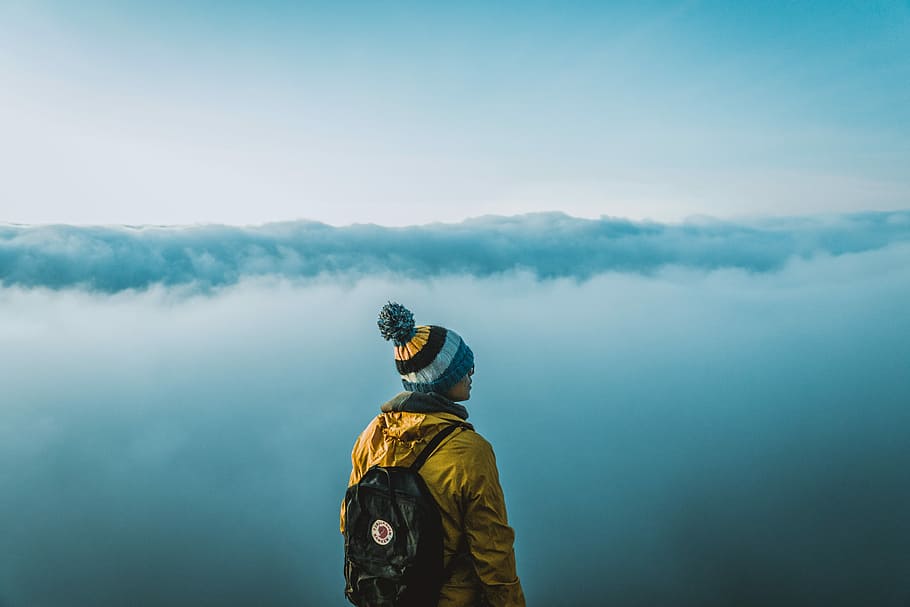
[377,302,474,395]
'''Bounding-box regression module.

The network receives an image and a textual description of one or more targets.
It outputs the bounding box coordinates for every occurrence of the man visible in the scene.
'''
[341,302,525,607]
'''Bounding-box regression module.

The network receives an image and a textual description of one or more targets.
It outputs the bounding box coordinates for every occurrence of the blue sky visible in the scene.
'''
[1,0,907,225]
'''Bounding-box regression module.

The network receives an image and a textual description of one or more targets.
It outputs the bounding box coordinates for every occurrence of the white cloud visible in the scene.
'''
[1,211,908,292]
[1,243,909,605]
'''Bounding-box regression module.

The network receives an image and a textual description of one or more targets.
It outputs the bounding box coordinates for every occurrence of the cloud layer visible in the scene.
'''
[1,210,909,291]
[1,237,909,605]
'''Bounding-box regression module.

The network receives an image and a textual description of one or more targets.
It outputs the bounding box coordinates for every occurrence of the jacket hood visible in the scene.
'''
[378,391,470,443]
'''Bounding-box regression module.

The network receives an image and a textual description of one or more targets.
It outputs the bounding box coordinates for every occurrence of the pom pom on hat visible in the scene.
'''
[377,301,416,345]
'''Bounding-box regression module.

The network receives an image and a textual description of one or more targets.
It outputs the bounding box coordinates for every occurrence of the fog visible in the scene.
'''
[1,218,909,605]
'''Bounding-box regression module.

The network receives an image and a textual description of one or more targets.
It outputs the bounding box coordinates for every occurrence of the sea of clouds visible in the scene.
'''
[1,211,909,606]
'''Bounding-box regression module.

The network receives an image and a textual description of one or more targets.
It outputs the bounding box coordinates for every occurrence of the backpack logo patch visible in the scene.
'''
[371,519,394,545]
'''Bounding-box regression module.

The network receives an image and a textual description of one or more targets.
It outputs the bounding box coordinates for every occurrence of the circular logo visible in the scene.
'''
[371,519,394,546]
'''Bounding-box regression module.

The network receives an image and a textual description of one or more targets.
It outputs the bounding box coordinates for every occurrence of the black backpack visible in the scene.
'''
[343,422,471,607]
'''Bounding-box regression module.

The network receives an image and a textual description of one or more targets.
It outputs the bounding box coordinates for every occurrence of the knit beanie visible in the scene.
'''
[377,302,474,395]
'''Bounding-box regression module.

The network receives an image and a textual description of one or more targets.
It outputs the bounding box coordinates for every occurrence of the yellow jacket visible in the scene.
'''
[341,392,525,607]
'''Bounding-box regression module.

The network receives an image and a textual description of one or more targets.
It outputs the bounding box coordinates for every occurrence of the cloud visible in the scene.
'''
[1,210,908,292]
[1,242,909,606]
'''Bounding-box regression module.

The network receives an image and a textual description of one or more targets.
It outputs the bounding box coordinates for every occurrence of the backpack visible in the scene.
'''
[343,422,471,607]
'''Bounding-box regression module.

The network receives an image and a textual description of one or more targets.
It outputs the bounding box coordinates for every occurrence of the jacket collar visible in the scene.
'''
[380,391,470,420]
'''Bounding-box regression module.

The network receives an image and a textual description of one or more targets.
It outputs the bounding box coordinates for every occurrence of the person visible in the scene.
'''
[341,302,526,607]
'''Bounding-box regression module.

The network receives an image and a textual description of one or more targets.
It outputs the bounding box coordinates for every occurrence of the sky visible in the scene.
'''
[1,0,908,225]
[2,2,910,605]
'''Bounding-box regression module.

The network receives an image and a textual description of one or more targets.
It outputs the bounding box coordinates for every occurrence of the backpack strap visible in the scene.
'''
[410,422,471,472]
